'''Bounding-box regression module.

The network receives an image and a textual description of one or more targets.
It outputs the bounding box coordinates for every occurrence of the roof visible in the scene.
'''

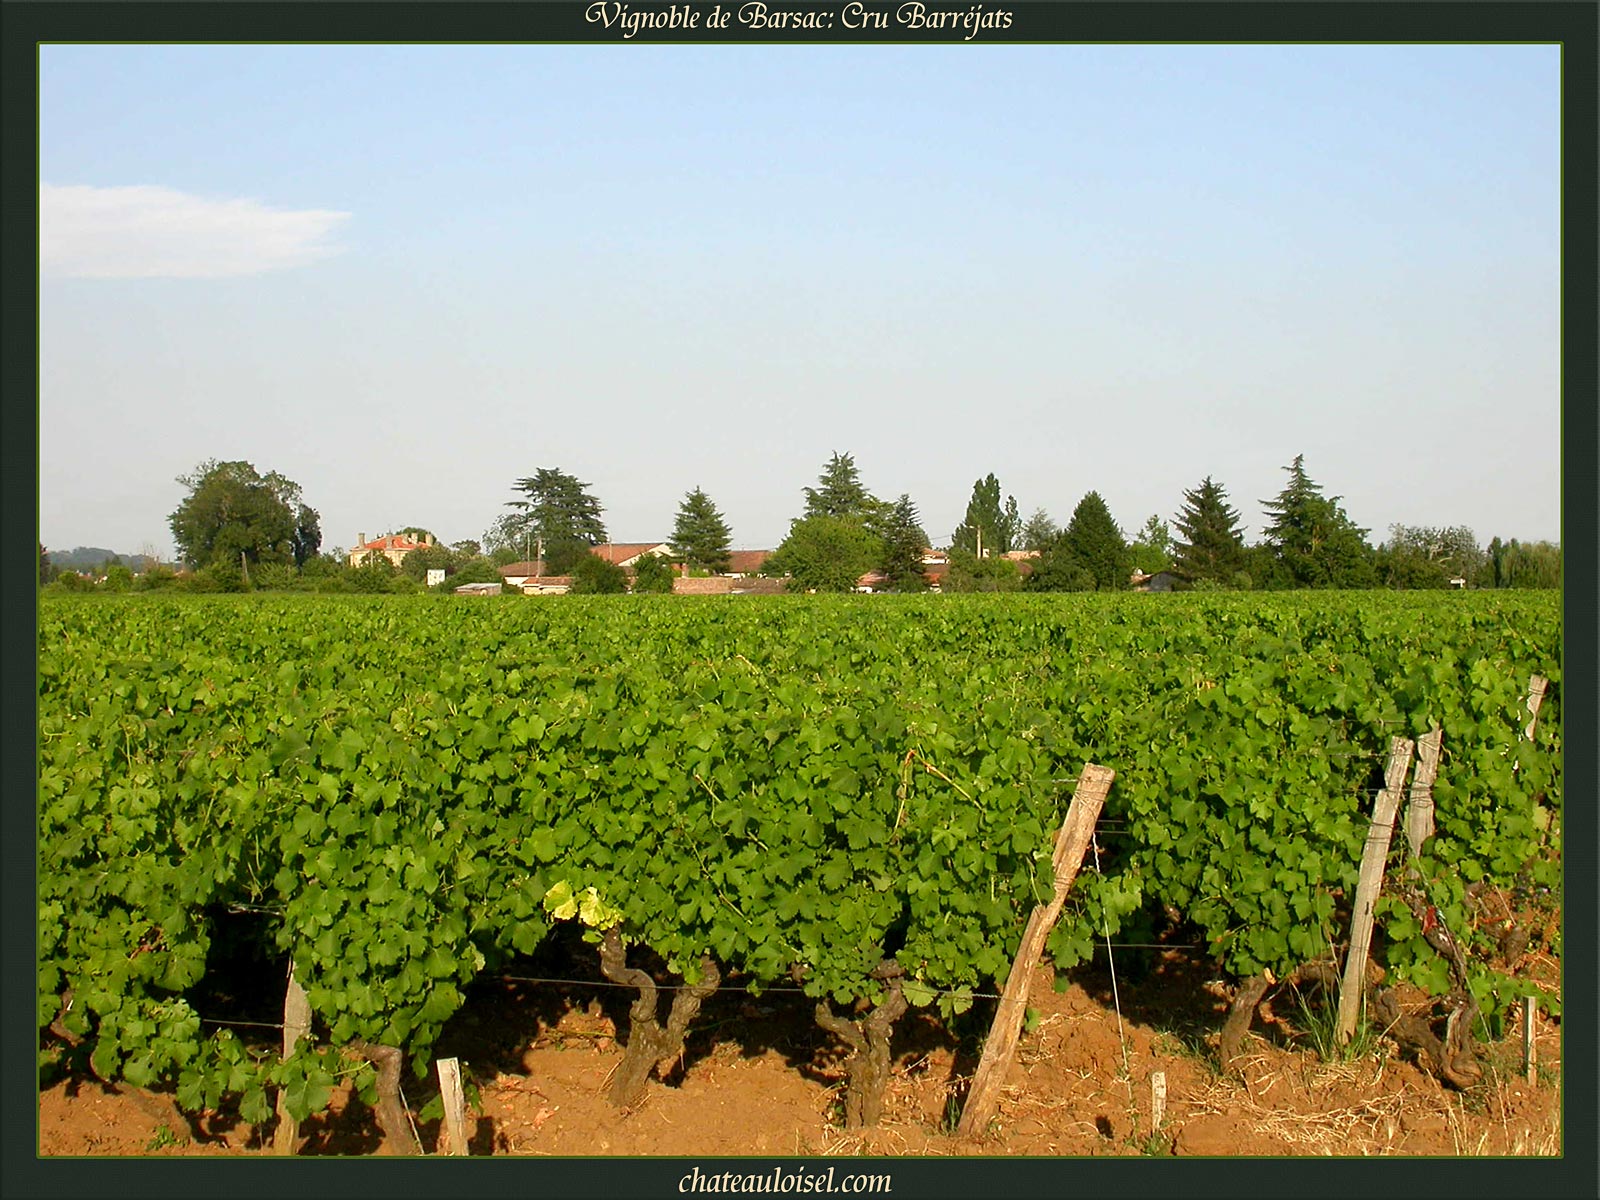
[498,560,551,577]
[592,543,672,565]
[725,549,773,574]
[359,533,429,552]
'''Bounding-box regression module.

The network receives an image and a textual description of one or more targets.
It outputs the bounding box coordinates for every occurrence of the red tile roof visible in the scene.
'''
[725,549,772,575]
[592,543,672,565]
[359,534,429,552]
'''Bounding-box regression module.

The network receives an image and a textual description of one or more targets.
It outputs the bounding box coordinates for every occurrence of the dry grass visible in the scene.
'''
[1184,1074,1412,1155]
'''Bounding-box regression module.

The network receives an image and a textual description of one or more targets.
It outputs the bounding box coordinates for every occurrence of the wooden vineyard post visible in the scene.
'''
[957,763,1114,1138]
[1523,998,1537,1086]
[1524,675,1549,742]
[1151,1071,1167,1132]
[436,1057,469,1155]
[1404,727,1443,858]
[1336,737,1414,1046]
[273,960,312,1155]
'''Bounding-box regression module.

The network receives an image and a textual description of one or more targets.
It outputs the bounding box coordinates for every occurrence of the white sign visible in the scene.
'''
[426,569,446,587]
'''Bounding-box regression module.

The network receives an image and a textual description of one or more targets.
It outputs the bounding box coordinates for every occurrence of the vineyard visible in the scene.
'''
[36,591,1562,1153]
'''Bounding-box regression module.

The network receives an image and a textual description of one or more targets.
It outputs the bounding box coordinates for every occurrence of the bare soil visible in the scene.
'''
[37,933,1563,1160]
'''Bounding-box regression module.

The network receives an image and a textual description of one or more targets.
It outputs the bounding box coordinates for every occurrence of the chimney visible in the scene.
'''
[358,532,365,547]
[425,533,433,546]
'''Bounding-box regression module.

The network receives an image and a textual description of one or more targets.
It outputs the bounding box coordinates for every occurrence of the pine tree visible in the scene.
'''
[1055,491,1128,590]
[670,487,733,573]
[503,467,608,574]
[1172,476,1247,583]
[1259,455,1375,588]
[802,452,872,520]
[876,494,929,591]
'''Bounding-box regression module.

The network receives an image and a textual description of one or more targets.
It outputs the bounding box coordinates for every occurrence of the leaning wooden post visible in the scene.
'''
[1523,675,1548,742]
[436,1057,469,1155]
[1336,737,1414,1045]
[1404,727,1443,858]
[957,763,1114,1137]
[273,960,312,1155]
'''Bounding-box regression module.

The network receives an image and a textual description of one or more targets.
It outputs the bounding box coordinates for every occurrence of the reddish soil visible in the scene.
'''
[37,936,1562,1160]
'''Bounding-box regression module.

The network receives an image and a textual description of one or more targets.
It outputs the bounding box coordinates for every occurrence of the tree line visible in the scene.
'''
[41,453,1560,594]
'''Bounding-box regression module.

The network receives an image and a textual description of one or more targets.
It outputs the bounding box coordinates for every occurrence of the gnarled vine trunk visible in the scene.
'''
[345,1041,421,1155]
[598,927,721,1108]
[813,961,906,1128]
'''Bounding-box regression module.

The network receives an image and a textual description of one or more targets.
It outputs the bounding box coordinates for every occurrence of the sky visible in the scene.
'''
[38,43,1561,561]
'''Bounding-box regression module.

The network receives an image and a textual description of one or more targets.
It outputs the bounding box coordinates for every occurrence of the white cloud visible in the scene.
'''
[40,183,350,279]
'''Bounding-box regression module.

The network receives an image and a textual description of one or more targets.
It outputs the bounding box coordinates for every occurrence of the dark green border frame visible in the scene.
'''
[5,4,1595,1198]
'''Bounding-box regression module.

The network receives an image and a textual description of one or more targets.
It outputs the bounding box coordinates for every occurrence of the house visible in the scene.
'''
[494,561,576,593]
[521,577,573,595]
[350,531,435,569]
[592,542,675,569]
[724,550,773,578]
[499,560,552,588]
[453,581,503,596]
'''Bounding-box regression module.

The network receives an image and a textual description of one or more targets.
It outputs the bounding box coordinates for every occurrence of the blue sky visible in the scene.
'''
[39,43,1560,560]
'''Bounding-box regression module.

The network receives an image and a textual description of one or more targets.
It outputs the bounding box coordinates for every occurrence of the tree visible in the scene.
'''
[350,552,397,593]
[291,504,322,568]
[632,552,676,593]
[569,553,628,594]
[496,468,608,575]
[944,548,1022,592]
[1259,456,1375,588]
[875,494,930,591]
[1377,525,1483,589]
[1057,491,1129,590]
[767,515,880,592]
[802,452,872,521]
[1172,476,1247,584]
[169,460,320,570]
[1127,514,1175,576]
[400,542,457,582]
[1483,537,1561,589]
[438,556,504,591]
[670,488,734,573]
[1023,551,1093,592]
[951,474,1018,556]
[38,544,55,587]
[1021,508,1058,552]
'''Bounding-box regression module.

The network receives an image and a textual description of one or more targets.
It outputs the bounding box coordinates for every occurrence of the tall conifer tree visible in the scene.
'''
[671,488,734,573]
[1172,476,1247,583]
